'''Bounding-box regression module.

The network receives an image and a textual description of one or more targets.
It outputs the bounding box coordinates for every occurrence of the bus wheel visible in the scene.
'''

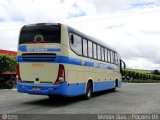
[112,79,118,91]
[85,82,93,100]
[48,95,54,99]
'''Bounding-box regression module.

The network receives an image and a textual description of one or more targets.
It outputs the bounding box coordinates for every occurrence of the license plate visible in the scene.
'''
[32,87,41,91]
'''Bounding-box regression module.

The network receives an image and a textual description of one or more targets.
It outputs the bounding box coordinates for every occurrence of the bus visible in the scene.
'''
[16,23,125,99]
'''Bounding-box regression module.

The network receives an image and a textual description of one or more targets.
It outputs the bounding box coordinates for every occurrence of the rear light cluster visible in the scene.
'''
[54,64,65,84]
[16,64,22,82]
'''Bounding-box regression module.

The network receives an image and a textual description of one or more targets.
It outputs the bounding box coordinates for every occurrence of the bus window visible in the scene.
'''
[105,49,108,62]
[70,33,82,55]
[115,53,118,64]
[108,50,111,63]
[101,47,104,61]
[88,41,93,58]
[83,39,88,57]
[97,45,101,60]
[19,25,61,44]
[110,51,114,64]
[93,43,97,59]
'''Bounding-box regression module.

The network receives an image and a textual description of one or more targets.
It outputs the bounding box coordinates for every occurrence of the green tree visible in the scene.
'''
[152,70,160,75]
[131,71,136,80]
[135,72,140,80]
[0,55,16,75]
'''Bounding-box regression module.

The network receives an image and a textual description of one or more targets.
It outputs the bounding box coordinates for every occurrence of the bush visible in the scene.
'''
[0,55,16,89]
[122,69,160,83]
[0,55,16,75]
[0,80,15,89]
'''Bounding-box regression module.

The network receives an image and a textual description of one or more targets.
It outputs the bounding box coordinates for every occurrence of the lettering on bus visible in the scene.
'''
[32,64,44,67]
[27,48,48,52]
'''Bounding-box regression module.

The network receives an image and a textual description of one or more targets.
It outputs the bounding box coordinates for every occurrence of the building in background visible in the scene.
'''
[0,49,17,56]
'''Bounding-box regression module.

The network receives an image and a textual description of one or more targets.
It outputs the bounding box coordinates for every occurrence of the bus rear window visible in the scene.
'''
[19,25,61,44]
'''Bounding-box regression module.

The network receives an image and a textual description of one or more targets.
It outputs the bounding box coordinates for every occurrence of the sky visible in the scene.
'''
[0,0,160,70]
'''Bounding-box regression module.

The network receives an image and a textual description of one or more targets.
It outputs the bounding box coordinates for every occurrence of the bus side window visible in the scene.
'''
[88,41,93,58]
[111,51,114,64]
[83,39,88,57]
[108,50,111,63]
[101,47,104,61]
[93,43,97,59]
[70,33,82,55]
[105,49,108,62]
[97,45,101,60]
[115,53,118,65]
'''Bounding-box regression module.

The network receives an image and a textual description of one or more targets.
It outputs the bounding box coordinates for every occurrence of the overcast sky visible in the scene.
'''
[0,0,160,70]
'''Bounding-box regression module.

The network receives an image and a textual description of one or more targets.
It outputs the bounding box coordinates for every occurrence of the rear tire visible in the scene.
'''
[48,95,54,99]
[48,95,63,100]
[112,79,118,91]
[84,82,93,100]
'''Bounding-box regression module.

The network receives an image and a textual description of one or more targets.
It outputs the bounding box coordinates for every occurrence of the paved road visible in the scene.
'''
[0,83,160,115]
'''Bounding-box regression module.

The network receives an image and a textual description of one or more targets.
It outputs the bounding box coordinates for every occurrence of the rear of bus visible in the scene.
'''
[16,23,69,96]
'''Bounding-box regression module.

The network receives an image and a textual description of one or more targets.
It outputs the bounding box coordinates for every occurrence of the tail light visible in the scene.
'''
[54,64,65,84]
[16,64,22,82]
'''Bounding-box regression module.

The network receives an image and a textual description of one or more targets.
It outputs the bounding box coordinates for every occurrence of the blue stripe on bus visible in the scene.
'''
[17,56,114,71]
[19,45,27,52]
[93,81,115,92]
[16,80,121,96]
[18,45,61,52]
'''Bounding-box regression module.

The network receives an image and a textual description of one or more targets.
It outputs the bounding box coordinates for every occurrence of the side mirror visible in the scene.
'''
[120,59,126,71]
[70,34,74,44]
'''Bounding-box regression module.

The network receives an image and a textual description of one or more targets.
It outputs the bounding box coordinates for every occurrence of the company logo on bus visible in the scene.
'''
[34,34,44,42]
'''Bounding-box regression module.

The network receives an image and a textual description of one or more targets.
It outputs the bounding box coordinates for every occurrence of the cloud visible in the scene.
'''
[0,0,95,50]
[86,0,160,13]
[0,0,95,23]
[0,0,160,70]
[63,5,160,70]
[0,21,23,51]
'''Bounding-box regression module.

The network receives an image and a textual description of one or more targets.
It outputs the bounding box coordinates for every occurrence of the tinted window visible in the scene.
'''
[83,39,88,57]
[19,25,61,44]
[101,47,104,61]
[93,43,97,59]
[111,51,115,64]
[115,53,118,64]
[97,45,101,60]
[70,33,82,55]
[105,49,108,62]
[108,50,111,63]
[88,41,93,58]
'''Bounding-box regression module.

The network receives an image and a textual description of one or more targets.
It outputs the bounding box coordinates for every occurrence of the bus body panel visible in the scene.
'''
[19,63,59,84]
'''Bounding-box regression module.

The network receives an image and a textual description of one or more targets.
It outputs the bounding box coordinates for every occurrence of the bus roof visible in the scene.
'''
[62,24,117,53]
[22,23,117,52]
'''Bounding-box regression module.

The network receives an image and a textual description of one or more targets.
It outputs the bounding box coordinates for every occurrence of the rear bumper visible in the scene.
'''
[16,80,122,96]
[16,82,68,96]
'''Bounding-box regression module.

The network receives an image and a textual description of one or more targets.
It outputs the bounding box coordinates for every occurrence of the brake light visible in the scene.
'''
[16,64,22,82]
[54,64,65,84]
